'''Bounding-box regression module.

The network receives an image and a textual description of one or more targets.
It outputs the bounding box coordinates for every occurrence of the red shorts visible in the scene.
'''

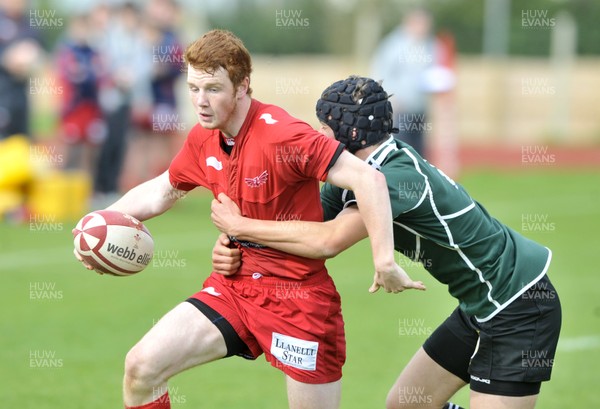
[188,270,346,384]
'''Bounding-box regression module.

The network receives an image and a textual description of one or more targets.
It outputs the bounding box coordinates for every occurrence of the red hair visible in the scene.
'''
[184,29,253,95]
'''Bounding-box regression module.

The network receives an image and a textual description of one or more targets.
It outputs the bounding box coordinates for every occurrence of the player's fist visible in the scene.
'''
[211,193,243,236]
[212,233,241,276]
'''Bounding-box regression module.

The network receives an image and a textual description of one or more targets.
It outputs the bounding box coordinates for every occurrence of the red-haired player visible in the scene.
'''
[74,30,424,409]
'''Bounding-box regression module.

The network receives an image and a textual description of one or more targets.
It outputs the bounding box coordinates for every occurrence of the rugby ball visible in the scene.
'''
[73,210,154,276]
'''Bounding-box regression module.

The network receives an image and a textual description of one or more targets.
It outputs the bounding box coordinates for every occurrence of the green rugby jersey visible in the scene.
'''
[321,137,551,321]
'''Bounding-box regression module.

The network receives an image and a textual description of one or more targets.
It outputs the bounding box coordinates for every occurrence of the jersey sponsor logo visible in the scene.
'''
[206,156,223,170]
[259,113,278,124]
[201,286,221,297]
[470,375,491,384]
[244,170,268,188]
[271,332,319,371]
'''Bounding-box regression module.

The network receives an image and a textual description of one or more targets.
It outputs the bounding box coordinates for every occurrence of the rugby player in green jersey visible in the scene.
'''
[210,76,561,409]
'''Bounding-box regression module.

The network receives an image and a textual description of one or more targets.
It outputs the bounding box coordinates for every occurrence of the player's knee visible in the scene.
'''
[124,345,164,390]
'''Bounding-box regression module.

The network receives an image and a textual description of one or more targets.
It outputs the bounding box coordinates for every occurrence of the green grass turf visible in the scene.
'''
[1,168,599,408]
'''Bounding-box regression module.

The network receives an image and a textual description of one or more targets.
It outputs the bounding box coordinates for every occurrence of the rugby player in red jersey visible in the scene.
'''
[74,30,424,409]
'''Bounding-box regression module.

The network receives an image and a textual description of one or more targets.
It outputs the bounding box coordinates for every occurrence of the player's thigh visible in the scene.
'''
[470,391,537,409]
[386,347,467,409]
[126,301,227,379]
[285,376,341,409]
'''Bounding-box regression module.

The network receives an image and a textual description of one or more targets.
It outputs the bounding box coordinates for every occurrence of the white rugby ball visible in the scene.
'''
[73,210,154,276]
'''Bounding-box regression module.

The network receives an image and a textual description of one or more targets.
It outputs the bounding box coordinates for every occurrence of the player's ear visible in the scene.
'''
[236,77,250,98]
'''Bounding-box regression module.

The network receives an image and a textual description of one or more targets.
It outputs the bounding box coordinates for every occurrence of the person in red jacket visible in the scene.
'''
[74,29,423,409]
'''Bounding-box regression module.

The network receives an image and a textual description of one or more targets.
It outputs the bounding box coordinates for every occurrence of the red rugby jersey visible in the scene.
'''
[169,99,344,280]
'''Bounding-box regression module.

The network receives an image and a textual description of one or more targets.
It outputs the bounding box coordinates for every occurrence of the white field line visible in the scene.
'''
[557,335,600,352]
[0,232,213,270]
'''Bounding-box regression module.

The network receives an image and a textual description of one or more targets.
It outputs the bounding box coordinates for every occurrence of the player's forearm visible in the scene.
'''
[231,217,334,259]
[351,170,396,269]
[106,172,185,221]
[325,151,396,269]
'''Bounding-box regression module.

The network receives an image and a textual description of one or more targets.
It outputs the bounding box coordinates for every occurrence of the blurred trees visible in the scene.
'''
[205,0,600,56]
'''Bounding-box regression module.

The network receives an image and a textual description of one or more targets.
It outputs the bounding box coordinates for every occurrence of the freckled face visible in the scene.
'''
[187,65,239,132]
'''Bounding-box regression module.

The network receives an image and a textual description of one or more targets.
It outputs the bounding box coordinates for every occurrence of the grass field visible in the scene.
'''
[1,168,599,408]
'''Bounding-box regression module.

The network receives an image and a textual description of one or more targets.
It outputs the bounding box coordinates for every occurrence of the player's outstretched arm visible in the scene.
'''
[211,194,367,259]
[106,171,187,222]
[325,150,407,292]
[74,171,187,273]
[211,196,425,292]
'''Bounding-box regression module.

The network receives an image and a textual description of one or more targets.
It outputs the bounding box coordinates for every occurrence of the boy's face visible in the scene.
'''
[187,64,242,132]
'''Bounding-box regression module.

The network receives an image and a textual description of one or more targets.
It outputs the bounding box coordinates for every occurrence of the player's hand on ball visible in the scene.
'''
[212,233,241,276]
[72,247,103,275]
[211,193,243,235]
[369,263,426,294]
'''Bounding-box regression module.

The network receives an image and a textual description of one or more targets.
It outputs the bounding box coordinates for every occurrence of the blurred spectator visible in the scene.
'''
[145,0,183,126]
[371,7,435,156]
[123,0,184,189]
[92,2,152,207]
[0,0,43,140]
[55,13,106,173]
[425,30,459,179]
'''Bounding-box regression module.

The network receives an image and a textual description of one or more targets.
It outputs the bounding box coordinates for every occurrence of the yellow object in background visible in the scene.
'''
[0,135,92,221]
[27,170,91,222]
[0,135,33,217]
[0,135,33,190]
[0,190,24,216]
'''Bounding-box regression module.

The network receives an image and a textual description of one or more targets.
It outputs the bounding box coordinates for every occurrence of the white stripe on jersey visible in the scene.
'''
[341,189,349,203]
[358,138,547,321]
[340,137,406,211]
[476,249,551,322]
[367,137,428,213]
[405,184,429,213]
[342,199,357,209]
[366,136,397,169]
[401,147,501,309]
[373,144,398,168]
[441,202,476,219]
[394,221,424,238]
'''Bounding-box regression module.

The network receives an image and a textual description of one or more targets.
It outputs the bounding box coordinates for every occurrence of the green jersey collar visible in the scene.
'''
[365,136,398,170]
